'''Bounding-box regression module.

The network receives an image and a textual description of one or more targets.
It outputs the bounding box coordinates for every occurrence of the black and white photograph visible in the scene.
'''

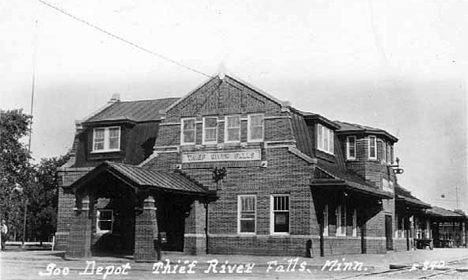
[1,0,467,279]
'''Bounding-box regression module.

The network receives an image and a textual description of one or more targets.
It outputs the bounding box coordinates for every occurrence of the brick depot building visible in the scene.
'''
[57,74,435,260]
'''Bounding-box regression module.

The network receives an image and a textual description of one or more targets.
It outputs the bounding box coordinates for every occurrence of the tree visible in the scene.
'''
[0,109,33,241]
[27,154,70,244]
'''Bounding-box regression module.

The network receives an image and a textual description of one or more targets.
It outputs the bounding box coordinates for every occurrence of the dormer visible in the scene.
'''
[302,113,340,160]
[335,121,398,164]
[72,96,178,167]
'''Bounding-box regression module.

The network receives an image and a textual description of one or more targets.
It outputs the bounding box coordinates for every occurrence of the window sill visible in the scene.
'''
[237,233,256,236]
[270,232,290,236]
[90,149,121,154]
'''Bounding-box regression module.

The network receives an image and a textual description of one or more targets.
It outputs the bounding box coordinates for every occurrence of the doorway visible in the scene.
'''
[385,215,393,250]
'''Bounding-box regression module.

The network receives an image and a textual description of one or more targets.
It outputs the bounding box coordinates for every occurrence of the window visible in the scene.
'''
[382,140,387,163]
[92,127,120,152]
[387,144,392,164]
[181,118,196,145]
[323,205,329,237]
[203,117,218,144]
[225,115,240,143]
[352,208,357,237]
[248,114,264,142]
[317,124,334,154]
[271,195,289,234]
[96,209,113,233]
[346,136,356,160]
[368,136,377,159]
[238,195,256,234]
[336,203,346,236]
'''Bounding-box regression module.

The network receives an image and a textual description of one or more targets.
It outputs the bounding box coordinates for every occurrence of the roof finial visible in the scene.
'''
[110,93,120,103]
[217,62,227,79]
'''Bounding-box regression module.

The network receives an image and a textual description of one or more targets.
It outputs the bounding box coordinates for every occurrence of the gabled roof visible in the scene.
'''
[69,161,209,195]
[334,121,398,142]
[163,73,288,114]
[83,98,179,124]
[426,206,467,219]
[395,184,431,209]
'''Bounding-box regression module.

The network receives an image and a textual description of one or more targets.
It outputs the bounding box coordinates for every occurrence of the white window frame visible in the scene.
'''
[224,115,241,143]
[382,140,387,163]
[92,126,121,152]
[181,118,196,145]
[270,195,290,235]
[202,116,218,144]
[96,209,113,234]
[323,204,329,237]
[368,136,377,160]
[346,136,356,160]
[238,195,256,234]
[336,204,346,236]
[352,208,357,237]
[247,114,264,142]
[317,124,334,154]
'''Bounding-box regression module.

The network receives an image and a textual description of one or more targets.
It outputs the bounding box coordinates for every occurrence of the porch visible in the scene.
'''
[64,161,215,261]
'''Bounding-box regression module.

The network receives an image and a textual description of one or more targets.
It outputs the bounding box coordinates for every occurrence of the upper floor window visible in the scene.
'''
[382,140,387,163]
[248,114,264,142]
[238,195,256,234]
[346,136,356,160]
[225,115,241,143]
[93,127,120,152]
[96,209,113,234]
[203,117,218,144]
[386,143,392,164]
[317,124,334,154]
[181,118,196,145]
[271,195,289,234]
[368,136,377,159]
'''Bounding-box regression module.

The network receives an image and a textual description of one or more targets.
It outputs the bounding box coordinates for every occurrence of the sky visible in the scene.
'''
[1,0,467,212]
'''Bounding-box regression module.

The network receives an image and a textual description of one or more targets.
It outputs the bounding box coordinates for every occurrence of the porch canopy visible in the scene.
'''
[395,184,431,209]
[311,164,393,199]
[68,161,211,198]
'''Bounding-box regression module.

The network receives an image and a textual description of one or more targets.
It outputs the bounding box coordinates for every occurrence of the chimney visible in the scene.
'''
[109,93,121,103]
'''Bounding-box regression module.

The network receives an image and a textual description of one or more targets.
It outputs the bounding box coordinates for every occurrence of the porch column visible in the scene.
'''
[66,196,92,259]
[184,200,206,255]
[134,196,159,262]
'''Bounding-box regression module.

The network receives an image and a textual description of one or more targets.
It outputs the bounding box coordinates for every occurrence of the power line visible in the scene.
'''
[38,0,212,78]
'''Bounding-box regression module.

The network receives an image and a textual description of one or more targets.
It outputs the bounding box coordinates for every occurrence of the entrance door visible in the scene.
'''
[385,215,393,250]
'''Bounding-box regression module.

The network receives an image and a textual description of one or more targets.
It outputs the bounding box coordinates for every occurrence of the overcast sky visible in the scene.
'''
[1,0,467,212]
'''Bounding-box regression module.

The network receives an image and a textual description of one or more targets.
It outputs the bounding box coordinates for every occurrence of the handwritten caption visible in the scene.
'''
[410,261,446,271]
[38,258,367,278]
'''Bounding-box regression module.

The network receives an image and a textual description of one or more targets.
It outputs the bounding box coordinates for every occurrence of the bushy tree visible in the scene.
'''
[27,154,70,244]
[0,109,33,241]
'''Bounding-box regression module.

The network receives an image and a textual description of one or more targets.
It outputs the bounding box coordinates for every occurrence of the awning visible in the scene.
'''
[69,161,210,196]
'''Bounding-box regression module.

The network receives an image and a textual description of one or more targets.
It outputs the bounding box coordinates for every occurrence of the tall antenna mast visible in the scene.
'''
[28,19,38,153]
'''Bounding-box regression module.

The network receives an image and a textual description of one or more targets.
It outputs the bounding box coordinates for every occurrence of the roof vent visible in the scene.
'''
[109,93,120,103]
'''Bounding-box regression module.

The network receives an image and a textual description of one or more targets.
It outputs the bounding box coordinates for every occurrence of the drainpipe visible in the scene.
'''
[204,202,209,254]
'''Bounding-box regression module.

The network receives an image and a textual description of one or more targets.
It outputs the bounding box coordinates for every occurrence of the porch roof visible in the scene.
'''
[425,206,467,220]
[395,184,431,209]
[69,161,209,195]
[311,165,393,199]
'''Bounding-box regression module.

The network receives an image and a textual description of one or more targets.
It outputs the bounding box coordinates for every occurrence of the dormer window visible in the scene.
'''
[346,136,356,160]
[317,124,334,154]
[181,118,196,145]
[203,117,218,144]
[368,136,377,159]
[92,127,120,152]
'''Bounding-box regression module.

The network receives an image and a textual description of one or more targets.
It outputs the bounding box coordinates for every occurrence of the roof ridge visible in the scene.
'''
[117,97,179,103]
